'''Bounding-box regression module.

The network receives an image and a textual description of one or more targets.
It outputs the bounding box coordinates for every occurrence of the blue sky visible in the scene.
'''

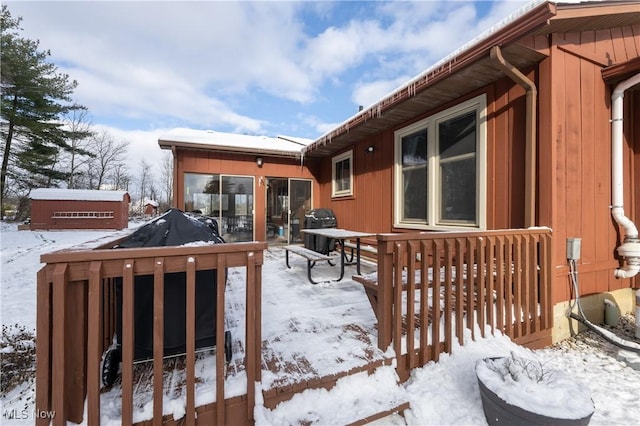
[6,0,535,171]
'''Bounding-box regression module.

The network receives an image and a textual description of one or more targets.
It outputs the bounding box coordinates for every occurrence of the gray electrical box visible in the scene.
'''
[567,238,581,260]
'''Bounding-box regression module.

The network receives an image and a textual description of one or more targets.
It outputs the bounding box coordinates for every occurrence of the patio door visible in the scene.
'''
[266,178,312,244]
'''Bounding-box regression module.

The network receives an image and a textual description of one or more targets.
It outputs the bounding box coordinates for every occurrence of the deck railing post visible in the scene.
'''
[87,261,103,425]
[185,256,196,426]
[121,259,135,426]
[35,268,52,426]
[153,258,165,426]
[376,237,394,350]
[246,251,257,421]
[216,255,227,426]
[51,263,67,426]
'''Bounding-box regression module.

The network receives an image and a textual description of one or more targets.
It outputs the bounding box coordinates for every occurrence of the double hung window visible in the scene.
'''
[394,95,486,229]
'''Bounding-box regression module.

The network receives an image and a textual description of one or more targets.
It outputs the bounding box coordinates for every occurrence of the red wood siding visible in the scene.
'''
[30,198,129,230]
[173,149,320,241]
[540,28,639,304]
[314,26,639,304]
[314,82,530,235]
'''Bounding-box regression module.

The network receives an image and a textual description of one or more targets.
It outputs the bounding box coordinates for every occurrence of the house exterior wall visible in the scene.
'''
[315,25,639,309]
[172,149,320,241]
[538,27,640,312]
[313,80,531,242]
[30,198,130,230]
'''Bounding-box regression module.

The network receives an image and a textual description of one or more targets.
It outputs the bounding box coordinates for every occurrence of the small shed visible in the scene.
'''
[29,188,130,230]
[144,200,159,217]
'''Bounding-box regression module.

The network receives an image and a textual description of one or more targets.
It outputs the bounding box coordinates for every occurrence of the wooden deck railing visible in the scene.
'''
[375,228,552,380]
[35,237,267,426]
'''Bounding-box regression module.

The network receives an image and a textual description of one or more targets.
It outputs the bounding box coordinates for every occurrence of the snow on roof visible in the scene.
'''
[158,128,313,154]
[30,188,129,202]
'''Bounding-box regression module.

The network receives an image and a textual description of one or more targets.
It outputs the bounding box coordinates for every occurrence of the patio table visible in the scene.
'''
[301,228,375,279]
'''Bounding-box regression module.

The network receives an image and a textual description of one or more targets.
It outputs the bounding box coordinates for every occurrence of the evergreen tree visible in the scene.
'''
[0,5,89,216]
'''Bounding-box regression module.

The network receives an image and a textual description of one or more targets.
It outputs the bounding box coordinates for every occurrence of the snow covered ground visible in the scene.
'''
[1,221,640,425]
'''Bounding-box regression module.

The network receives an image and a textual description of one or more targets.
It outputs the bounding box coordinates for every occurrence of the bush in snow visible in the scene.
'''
[1,324,36,395]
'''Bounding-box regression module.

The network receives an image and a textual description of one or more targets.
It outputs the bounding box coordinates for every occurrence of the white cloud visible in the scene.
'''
[5,0,536,144]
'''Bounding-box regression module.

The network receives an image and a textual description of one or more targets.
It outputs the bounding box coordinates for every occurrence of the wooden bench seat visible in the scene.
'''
[342,240,377,264]
[353,270,477,323]
[284,245,338,284]
[352,273,424,321]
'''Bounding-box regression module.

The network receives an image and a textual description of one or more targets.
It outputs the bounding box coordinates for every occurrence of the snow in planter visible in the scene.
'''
[476,351,594,420]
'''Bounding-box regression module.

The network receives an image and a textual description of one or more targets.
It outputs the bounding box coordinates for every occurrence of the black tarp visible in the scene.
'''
[114,209,224,360]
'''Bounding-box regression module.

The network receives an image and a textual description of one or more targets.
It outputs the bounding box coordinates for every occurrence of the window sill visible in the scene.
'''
[393,223,483,232]
[331,194,355,201]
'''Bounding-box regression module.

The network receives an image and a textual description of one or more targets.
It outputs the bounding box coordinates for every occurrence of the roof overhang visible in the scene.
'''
[302,0,640,159]
[159,139,303,159]
[158,132,307,159]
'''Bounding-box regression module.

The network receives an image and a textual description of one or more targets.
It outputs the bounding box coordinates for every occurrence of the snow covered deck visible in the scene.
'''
[35,227,553,425]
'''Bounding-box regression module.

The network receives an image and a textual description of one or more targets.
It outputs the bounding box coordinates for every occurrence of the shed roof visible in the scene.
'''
[158,128,313,158]
[301,0,640,158]
[30,188,129,202]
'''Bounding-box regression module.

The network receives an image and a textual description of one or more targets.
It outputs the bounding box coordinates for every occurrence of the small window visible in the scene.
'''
[332,150,353,197]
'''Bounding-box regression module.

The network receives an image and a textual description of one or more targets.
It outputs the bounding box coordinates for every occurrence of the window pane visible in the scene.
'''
[402,129,427,166]
[401,128,428,222]
[403,168,427,221]
[184,173,218,215]
[439,111,476,159]
[221,176,253,242]
[440,157,476,222]
[336,158,351,192]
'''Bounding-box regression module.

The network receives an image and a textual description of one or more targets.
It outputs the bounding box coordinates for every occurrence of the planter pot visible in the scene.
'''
[476,357,594,426]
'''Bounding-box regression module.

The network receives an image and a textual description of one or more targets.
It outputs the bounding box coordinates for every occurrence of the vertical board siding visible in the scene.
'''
[549,28,640,302]
[318,83,529,235]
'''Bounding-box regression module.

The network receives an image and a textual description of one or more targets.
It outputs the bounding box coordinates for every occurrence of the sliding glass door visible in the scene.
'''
[184,173,254,242]
[266,178,312,244]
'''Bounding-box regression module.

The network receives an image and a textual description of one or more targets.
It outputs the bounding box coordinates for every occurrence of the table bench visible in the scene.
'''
[352,273,424,321]
[353,267,479,323]
[342,240,377,264]
[284,245,338,284]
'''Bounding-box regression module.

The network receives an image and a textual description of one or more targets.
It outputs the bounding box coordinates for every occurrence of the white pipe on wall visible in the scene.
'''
[611,72,640,279]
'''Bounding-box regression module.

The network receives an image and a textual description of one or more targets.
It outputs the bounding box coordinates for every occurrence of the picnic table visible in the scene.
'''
[302,228,375,276]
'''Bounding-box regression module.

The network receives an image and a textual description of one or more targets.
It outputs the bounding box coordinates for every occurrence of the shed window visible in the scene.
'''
[332,150,353,197]
[394,94,486,230]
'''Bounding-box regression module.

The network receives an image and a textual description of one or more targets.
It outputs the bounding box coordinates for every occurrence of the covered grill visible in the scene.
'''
[102,208,228,386]
[303,208,337,254]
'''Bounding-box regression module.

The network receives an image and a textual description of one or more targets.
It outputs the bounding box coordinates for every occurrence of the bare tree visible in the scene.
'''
[160,150,173,208]
[136,159,154,215]
[84,129,128,190]
[110,162,131,192]
[62,108,94,188]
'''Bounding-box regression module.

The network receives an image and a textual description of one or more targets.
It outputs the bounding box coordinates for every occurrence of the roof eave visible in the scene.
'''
[158,139,302,159]
[302,0,557,156]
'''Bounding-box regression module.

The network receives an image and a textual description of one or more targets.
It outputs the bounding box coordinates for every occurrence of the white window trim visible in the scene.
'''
[332,150,353,198]
[393,94,487,231]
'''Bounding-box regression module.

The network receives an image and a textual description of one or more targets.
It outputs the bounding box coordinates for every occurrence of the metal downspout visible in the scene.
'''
[490,46,537,228]
[610,72,640,280]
